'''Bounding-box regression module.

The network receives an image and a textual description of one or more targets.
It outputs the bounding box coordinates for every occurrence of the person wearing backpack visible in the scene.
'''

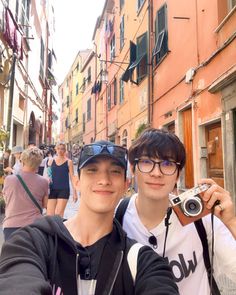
[0,140,179,295]
[116,128,236,295]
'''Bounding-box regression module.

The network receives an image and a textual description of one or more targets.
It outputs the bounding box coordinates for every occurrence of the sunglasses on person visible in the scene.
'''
[80,144,128,168]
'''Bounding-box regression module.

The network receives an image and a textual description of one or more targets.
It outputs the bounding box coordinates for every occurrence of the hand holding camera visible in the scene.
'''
[169,184,211,226]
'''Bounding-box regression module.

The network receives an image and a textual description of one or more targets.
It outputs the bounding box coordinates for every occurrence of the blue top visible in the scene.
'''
[51,160,69,190]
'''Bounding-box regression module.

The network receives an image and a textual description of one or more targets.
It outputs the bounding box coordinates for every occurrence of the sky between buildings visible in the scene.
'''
[54,0,106,85]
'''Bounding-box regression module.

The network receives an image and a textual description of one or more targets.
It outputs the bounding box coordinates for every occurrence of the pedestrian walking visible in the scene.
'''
[0,140,179,295]
[116,128,236,295]
[3,145,23,175]
[47,142,77,217]
[2,147,48,240]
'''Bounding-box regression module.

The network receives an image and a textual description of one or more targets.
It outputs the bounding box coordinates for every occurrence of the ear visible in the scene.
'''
[125,178,130,191]
[130,164,135,176]
[73,175,80,192]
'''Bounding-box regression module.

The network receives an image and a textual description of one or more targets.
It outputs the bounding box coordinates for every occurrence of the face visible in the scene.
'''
[14,152,22,160]
[56,144,66,156]
[133,156,179,202]
[76,157,128,214]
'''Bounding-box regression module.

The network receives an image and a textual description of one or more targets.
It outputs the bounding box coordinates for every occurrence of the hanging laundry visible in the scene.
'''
[3,8,23,60]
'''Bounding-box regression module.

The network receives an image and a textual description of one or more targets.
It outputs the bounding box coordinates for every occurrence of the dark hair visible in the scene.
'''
[129,128,186,171]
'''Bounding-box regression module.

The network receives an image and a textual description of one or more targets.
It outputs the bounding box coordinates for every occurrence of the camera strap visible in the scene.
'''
[194,218,221,295]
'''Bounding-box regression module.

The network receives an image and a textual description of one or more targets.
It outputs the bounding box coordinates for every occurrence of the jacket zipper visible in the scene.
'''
[76,253,79,294]
[107,250,124,295]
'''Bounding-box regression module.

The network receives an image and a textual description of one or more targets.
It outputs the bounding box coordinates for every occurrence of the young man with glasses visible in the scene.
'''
[116,128,236,295]
[0,140,179,295]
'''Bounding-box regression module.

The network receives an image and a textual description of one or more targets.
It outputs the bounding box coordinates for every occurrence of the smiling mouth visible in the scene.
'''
[146,183,164,187]
[93,190,113,195]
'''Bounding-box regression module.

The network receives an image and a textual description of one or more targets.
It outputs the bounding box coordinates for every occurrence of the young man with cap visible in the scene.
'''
[116,128,236,295]
[0,140,179,295]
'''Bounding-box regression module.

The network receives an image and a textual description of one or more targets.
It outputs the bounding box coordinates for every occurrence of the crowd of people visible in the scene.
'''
[0,129,234,294]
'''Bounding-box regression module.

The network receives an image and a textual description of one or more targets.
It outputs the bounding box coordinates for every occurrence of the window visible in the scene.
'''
[120,0,124,10]
[110,34,116,61]
[16,0,30,37]
[107,84,111,111]
[121,34,147,84]
[120,15,125,50]
[119,79,124,104]
[87,67,91,84]
[75,108,78,123]
[121,41,137,83]
[83,113,86,132]
[65,117,69,129]
[230,0,236,9]
[87,98,91,121]
[153,4,168,66]
[76,83,79,95]
[66,95,69,107]
[113,78,117,105]
[19,94,25,110]
[122,129,128,147]
[123,33,147,84]
[39,38,44,80]
[80,78,86,93]
[137,0,145,10]
[136,33,147,82]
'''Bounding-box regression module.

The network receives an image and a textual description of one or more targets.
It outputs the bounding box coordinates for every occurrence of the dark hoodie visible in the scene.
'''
[0,216,179,295]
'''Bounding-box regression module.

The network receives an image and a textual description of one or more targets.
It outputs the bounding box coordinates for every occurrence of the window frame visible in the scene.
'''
[110,34,116,61]
[87,67,91,84]
[120,15,125,51]
[153,4,168,66]
[119,79,124,104]
[87,98,91,121]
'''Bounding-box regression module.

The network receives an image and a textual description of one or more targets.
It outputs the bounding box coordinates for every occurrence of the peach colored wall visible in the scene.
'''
[116,0,149,145]
[152,0,236,186]
[152,0,235,127]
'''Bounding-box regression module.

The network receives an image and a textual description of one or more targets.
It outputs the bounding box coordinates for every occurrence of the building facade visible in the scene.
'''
[0,0,57,150]
[60,0,236,200]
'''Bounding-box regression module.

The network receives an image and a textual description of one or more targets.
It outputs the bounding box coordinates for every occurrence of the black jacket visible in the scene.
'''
[0,216,179,295]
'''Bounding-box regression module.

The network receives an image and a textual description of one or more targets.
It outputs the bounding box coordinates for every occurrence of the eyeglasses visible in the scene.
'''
[135,158,180,175]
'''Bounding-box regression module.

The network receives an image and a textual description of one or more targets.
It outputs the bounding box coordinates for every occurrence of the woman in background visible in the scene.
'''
[47,142,77,217]
[2,147,48,240]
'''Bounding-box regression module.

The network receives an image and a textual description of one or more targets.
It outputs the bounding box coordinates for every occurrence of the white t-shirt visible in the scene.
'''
[122,194,236,295]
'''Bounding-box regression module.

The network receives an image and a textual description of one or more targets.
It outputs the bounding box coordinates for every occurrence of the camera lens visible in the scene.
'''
[182,196,203,217]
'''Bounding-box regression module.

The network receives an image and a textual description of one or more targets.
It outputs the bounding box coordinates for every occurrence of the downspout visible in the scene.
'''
[94,42,97,141]
[148,0,154,127]
[6,55,16,149]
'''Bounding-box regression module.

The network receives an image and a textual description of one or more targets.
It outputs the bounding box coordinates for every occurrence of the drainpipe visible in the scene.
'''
[6,55,16,149]
[148,0,154,127]
[93,42,97,141]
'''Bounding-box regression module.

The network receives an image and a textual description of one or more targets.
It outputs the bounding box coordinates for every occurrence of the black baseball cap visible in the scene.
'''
[78,140,127,171]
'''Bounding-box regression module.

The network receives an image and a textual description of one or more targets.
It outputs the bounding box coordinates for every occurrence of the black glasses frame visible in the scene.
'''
[134,158,180,175]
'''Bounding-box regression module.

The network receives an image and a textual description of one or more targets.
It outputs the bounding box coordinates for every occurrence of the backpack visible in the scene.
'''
[115,197,221,295]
